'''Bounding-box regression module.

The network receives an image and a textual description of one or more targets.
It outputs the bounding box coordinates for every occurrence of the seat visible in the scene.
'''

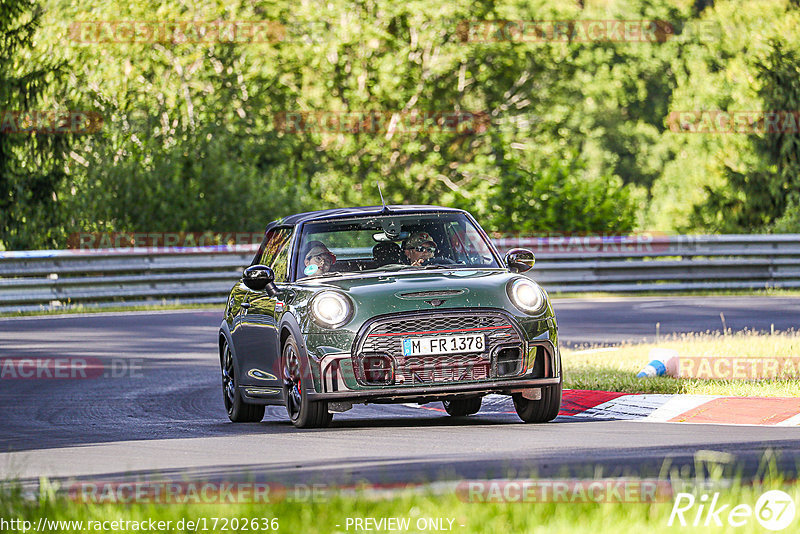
[372,242,404,266]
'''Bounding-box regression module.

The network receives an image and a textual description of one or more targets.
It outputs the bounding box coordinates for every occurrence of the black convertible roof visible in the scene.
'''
[270,205,467,227]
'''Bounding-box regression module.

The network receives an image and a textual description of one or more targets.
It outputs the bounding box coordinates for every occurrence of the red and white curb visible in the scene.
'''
[410,390,800,426]
[561,390,800,426]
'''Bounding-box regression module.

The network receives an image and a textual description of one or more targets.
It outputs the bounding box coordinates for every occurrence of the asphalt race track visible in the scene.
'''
[1,296,799,487]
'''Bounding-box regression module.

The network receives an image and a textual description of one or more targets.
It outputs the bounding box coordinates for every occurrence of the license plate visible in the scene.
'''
[401,333,485,357]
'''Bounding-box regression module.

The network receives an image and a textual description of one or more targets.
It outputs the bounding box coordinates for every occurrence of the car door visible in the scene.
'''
[231,226,294,391]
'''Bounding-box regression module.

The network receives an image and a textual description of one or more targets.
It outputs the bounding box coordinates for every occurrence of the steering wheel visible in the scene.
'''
[463,251,492,265]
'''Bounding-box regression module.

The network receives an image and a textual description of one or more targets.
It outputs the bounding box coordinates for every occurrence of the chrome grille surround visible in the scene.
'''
[352,310,525,386]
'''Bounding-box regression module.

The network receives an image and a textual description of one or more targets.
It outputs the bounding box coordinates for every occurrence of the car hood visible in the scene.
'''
[312,268,514,292]
[296,268,545,328]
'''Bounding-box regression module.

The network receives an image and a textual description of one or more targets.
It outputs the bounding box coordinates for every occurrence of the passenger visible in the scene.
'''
[403,232,437,266]
[303,241,335,276]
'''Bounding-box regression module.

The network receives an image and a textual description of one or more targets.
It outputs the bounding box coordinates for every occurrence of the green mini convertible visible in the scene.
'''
[218,205,561,428]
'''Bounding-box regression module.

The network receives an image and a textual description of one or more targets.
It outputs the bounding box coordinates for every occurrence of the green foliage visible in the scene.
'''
[772,199,800,232]
[42,0,654,244]
[0,0,70,250]
[485,153,637,235]
[3,0,800,249]
[694,39,800,232]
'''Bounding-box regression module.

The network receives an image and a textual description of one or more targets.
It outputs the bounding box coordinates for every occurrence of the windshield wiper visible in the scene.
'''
[403,264,452,270]
[310,271,344,278]
[359,265,408,273]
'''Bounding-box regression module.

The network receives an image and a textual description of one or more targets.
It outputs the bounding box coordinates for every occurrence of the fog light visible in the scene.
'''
[361,354,394,385]
[494,347,522,377]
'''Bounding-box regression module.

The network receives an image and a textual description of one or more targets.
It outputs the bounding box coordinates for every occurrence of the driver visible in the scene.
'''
[303,241,335,276]
[403,232,437,266]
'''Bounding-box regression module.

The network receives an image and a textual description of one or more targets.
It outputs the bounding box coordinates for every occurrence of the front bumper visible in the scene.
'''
[306,308,560,401]
[307,376,560,402]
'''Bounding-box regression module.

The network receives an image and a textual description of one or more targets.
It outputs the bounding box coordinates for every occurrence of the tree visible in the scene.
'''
[0,0,70,249]
[694,40,800,231]
[486,151,637,235]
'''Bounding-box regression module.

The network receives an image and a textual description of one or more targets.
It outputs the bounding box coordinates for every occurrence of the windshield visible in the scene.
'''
[294,212,500,279]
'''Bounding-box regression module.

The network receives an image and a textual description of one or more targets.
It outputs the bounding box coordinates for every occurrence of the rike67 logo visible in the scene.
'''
[668,490,796,531]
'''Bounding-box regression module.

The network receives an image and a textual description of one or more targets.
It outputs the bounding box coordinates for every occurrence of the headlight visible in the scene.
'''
[310,291,353,328]
[507,278,546,314]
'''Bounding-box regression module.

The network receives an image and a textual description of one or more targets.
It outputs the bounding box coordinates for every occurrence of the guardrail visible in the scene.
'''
[1,234,798,313]
[495,234,800,292]
[0,246,258,313]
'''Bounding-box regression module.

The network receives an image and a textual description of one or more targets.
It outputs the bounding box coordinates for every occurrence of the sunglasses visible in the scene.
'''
[408,246,436,253]
[307,253,332,263]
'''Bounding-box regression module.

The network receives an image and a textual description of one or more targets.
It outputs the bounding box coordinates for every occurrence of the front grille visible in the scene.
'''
[353,311,524,386]
[404,353,490,382]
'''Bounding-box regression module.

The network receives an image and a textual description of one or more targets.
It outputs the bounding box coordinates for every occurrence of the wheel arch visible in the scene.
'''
[218,321,236,368]
[219,332,226,361]
[278,313,304,354]
[278,313,317,390]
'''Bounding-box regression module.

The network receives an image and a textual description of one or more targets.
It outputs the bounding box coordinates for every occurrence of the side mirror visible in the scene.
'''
[243,265,278,295]
[504,248,535,273]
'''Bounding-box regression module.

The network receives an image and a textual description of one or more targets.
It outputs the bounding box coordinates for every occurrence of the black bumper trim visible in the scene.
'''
[307,377,560,401]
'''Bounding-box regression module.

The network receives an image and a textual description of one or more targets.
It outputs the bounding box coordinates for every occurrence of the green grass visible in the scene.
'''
[2,473,799,533]
[563,330,800,396]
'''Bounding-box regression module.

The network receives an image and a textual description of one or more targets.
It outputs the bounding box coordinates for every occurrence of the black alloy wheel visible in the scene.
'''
[221,339,265,422]
[282,334,332,428]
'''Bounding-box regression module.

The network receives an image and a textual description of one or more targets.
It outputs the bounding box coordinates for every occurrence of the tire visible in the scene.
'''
[282,334,332,429]
[221,339,265,423]
[512,380,562,423]
[442,397,482,417]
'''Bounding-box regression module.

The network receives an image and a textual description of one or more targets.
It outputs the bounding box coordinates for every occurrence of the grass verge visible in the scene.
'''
[563,330,800,396]
[1,474,798,534]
